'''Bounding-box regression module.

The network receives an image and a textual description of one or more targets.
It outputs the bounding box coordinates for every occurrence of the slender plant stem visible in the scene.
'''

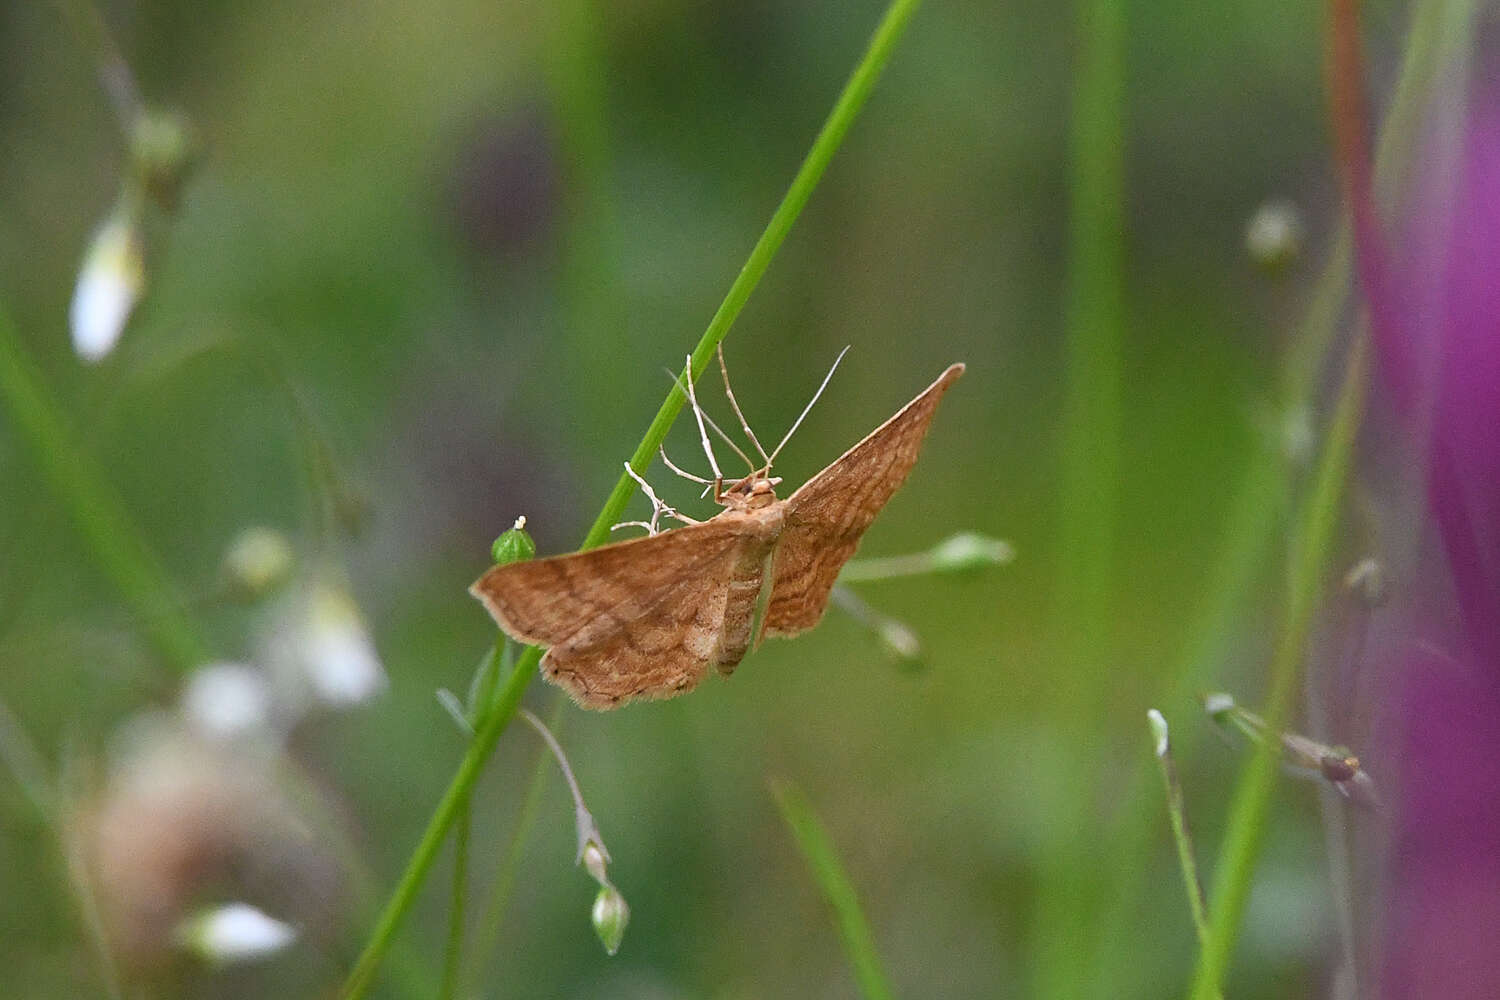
[337,3,924,994]
[1033,0,1125,992]
[770,780,895,1000]
[1056,0,1125,670]
[53,0,144,133]
[438,799,471,1000]
[0,306,207,674]
[1146,712,1211,947]
[1189,333,1368,999]
[463,704,558,992]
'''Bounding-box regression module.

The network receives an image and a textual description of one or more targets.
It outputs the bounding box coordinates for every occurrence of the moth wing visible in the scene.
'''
[763,363,964,638]
[469,516,745,653]
[539,559,738,708]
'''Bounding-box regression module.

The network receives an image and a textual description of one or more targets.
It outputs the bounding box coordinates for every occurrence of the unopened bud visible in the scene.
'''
[130,109,197,211]
[1201,691,1235,718]
[1343,558,1389,608]
[1245,199,1303,272]
[590,884,629,956]
[581,840,609,884]
[1281,405,1314,466]
[928,532,1014,573]
[222,526,295,600]
[877,618,922,665]
[1146,708,1170,758]
[492,516,536,566]
[70,204,145,363]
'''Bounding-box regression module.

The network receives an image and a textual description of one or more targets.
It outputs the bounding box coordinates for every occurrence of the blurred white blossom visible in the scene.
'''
[1244,198,1303,271]
[180,662,272,740]
[70,206,144,363]
[264,577,386,710]
[177,902,296,964]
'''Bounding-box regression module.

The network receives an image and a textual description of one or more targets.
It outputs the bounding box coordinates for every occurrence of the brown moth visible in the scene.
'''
[470,360,964,709]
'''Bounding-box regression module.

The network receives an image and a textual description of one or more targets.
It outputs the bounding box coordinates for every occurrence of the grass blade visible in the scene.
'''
[770,779,895,1000]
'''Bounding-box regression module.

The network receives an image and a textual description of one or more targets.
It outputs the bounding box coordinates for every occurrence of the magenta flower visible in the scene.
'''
[1366,63,1500,1000]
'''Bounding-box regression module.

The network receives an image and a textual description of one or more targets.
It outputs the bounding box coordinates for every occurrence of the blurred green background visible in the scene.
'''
[0,0,1377,996]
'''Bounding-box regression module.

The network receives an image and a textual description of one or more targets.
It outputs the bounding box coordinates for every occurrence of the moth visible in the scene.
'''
[470,354,964,709]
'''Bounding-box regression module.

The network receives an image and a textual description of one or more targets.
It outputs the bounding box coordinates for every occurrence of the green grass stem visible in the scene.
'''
[770,780,896,1000]
[1032,0,1125,991]
[438,799,471,1000]
[0,306,208,674]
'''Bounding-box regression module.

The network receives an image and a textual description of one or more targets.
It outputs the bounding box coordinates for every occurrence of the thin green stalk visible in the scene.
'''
[1146,712,1210,947]
[1033,0,1125,991]
[338,3,924,994]
[1057,0,1125,665]
[463,707,556,991]
[53,0,144,132]
[0,306,207,674]
[770,780,895,1000]
[439,800,471,1000]
[1189,334,1368,999]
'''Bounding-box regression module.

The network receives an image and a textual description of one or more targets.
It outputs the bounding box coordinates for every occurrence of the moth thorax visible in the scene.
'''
[723,475,781,510]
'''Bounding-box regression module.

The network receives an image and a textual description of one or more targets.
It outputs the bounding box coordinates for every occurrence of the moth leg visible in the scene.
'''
[659,446,716,500]
[615,461,700,536]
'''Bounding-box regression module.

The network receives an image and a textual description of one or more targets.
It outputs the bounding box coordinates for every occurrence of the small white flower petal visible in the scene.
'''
[179,902,296,963]
[70,211,144,363]
[303,583,386,706]
[181,662,272,739]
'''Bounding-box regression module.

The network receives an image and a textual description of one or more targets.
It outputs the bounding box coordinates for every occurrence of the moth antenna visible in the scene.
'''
[768,345,851,465]
[663,365,757,474]
[682,356,725,483]
[717,344,772,469]
[659,446,713,486]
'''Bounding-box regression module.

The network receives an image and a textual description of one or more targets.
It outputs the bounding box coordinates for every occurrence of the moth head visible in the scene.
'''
[720,473,782,510]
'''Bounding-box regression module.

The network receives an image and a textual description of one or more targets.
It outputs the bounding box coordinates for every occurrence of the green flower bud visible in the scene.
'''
[492,515,536,565]
[877,618,922,666]
[591,884,629,957]
[130,109,198,211]
[222,526,295,600]
[928,532,1014,573]
[1245,199,1303,272]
